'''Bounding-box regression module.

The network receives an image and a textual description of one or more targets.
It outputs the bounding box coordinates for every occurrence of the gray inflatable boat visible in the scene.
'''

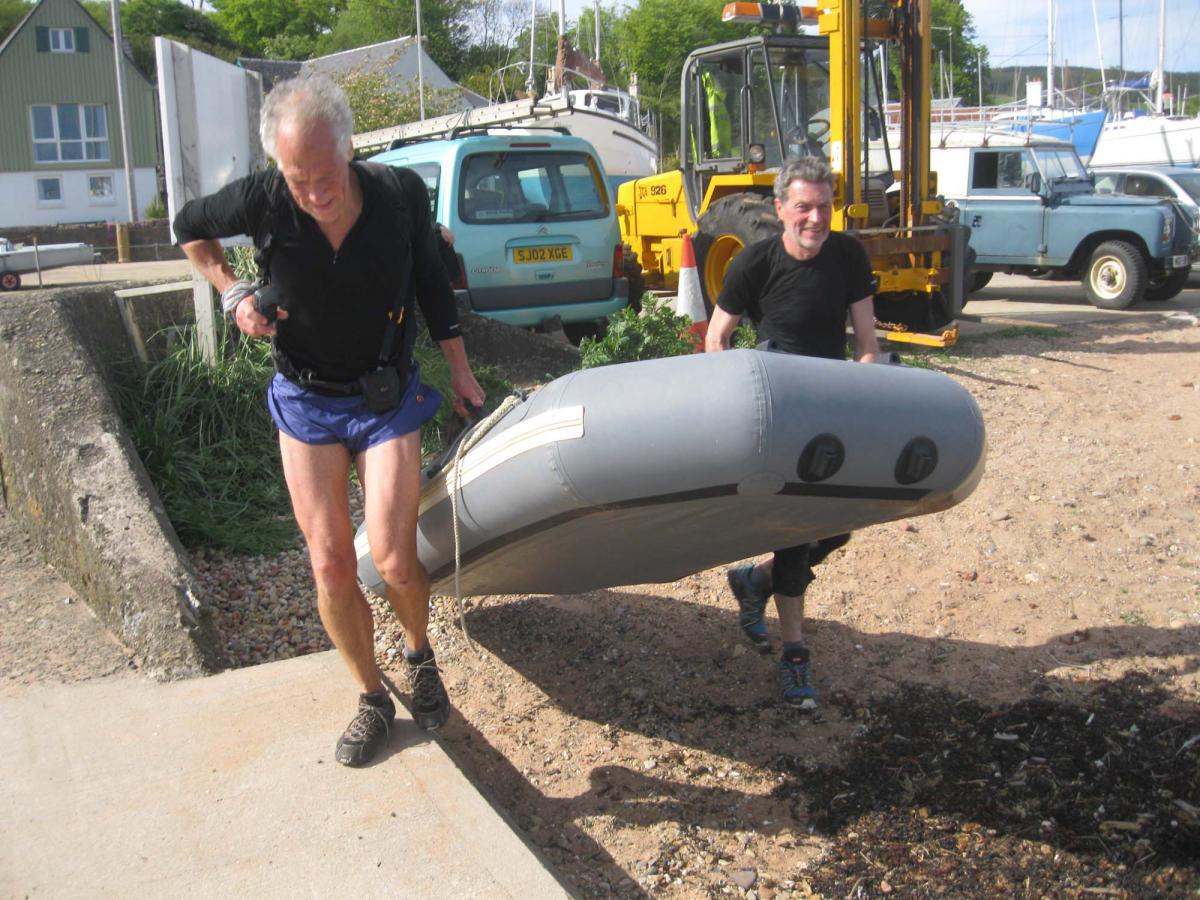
[355,349,985,597]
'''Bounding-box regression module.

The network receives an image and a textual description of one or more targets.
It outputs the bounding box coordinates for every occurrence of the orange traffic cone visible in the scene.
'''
[675,232,708,351]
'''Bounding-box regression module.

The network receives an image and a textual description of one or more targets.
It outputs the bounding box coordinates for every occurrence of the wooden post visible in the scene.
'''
[115,223,132,263]
[192,268,218,364]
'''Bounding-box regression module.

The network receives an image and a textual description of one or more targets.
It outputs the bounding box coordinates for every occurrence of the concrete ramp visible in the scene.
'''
[0,651,568,898]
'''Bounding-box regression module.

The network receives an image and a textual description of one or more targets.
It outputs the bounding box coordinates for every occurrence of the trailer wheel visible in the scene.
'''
[0,272,20,291]
[1083,240,1146,310]
[622,243,645,313]
[1143,267,1189,302]
[694,193,781,308]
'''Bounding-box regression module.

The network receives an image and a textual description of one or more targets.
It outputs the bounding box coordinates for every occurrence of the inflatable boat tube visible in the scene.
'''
[355,349,985,597]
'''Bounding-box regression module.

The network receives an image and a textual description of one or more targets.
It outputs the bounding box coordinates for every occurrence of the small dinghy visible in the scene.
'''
[356,349,985,597]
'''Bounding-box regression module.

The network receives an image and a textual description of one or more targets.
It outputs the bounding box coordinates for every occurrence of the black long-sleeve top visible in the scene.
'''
[174,161,460,383]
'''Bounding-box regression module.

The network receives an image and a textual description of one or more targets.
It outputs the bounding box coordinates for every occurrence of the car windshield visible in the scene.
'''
[1035,148,1088,180]
[458,150,609,224]
[1170,172,1200,203]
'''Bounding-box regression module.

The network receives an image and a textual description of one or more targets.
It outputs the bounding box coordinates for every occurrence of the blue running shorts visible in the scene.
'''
[267,368,442,456]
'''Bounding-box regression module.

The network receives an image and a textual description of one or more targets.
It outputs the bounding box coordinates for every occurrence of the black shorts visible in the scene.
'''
[772,533,851,595]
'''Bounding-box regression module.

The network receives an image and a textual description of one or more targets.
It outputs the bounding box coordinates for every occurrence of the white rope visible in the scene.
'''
[447,394,522,652]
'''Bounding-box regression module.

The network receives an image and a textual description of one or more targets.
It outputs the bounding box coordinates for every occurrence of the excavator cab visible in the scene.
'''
[682,34,895,228]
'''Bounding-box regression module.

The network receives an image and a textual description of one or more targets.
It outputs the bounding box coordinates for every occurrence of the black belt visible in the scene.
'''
[271,343,406,398]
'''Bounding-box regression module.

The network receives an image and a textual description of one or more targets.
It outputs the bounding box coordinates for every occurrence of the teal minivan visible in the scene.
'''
[370,132,630,329]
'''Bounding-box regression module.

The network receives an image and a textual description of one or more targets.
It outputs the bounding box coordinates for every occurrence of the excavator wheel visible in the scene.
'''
[694,193,781,309]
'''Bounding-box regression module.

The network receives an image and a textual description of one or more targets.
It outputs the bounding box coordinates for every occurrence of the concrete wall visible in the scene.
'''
[0,284,225,679]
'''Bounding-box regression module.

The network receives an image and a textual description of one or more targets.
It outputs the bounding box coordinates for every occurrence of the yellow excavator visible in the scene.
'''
[617,0,966,345]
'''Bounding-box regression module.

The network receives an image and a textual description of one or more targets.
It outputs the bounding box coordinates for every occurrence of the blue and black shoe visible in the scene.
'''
[778,647,818,711]
[726,563,771,653]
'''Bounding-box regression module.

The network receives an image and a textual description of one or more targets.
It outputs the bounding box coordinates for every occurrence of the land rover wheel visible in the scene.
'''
[1083,241,1147,310]
[694,193,781,308]
[1143,267,1189,302]
[0,272,20,291]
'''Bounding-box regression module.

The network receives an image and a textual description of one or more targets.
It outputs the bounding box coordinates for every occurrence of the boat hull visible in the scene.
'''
[514,106,657,182]
[356,350,986,597]
[0,242,94,274]
[1089,115,1200,168]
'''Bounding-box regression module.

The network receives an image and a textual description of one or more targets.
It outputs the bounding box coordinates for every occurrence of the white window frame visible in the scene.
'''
[49,28,75,53]
[36,175,65,207]
[87,173,115,205]
[30,104,109,164]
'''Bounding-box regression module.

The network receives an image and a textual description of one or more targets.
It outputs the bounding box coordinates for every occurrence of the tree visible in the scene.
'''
[457,0,532,100]
[0,0,32,45]
[319,0,472,80]
[613,0,752,157]
[80,0,238,77]
[335,66,464,133]
[930,0,987,105]
[211,0,344,59]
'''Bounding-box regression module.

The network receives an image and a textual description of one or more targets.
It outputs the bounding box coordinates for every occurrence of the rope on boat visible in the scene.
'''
[447,393,523,653]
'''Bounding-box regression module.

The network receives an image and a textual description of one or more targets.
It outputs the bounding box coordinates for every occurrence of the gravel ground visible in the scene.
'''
[181,313,1200,898]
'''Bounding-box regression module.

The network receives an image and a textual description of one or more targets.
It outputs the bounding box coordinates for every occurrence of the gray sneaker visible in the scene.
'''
[335,691,396,767]
[405,649,450,730]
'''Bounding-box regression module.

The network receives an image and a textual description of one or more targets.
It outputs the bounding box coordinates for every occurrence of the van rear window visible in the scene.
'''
[458,151,609,224]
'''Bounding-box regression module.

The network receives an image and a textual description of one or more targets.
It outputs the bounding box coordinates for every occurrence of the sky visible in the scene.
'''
[560,0,1198,75]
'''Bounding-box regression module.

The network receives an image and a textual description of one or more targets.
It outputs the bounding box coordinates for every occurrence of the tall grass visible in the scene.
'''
[112,323,514,556]
[111,323,295,554]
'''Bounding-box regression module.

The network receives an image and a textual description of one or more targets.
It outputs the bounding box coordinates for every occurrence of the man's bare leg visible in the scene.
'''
[357,431,429,653]
[279,432,396,766]
[280,433,382,693]
[358,431,450,730]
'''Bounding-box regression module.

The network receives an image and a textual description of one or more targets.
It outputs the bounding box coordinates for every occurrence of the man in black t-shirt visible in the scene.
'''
[174,76,485,766]
[705,155,880,711]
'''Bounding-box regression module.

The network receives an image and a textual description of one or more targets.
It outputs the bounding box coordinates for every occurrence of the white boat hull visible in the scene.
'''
[1089,115,1200,168]
[531,107,658,181]
[0,242,94,274]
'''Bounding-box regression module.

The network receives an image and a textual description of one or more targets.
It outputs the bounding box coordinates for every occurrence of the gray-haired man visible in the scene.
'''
[174,76,485,765]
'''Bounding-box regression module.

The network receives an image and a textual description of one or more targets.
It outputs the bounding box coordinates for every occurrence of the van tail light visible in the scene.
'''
[612,244,624,278]
[450,252,468,290]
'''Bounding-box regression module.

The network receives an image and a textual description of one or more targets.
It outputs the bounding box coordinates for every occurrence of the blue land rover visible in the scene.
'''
[930,132,1197,307]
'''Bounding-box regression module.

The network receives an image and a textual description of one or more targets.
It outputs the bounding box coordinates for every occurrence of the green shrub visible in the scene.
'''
[579,298,701,368]
[579,299,759,367]
[143,194,167,220]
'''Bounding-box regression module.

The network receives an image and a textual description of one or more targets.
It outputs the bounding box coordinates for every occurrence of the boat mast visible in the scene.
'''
[415,0,426,119]
[1090,0,1107,96]
[527,1,537,98]
[594,0,601,65]
[1154,0,1166,113]
[1046,0,1055,109]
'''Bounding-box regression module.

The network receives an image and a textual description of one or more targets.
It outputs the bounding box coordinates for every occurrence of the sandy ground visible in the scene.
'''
[3,281,1199,897]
